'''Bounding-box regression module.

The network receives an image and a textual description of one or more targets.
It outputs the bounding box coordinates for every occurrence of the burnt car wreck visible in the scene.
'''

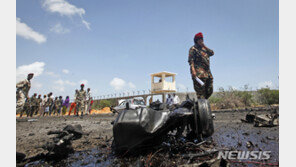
[112,97,214,153]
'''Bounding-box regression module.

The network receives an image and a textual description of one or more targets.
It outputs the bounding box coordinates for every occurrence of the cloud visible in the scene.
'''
[62,69,69,74]
[258,81,275,89]
[53,85,65,92]
[54,79,76,86]
[110,78,126,90]
[82,20,91,30]
[128,82,136,89]
[16,62,45,82]
[16,18,47,43]
[42,0,90,29]
[53,79,76,92]
[33,81,43,89]
[50,23,70,34]
[45,71,59,77]
[110,78,136,91]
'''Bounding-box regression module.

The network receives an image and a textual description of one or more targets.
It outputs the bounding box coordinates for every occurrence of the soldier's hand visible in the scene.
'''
[192,70,197,77]
[200,42,206,48]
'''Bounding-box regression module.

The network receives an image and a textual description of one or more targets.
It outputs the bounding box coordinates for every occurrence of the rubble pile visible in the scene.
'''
[43,124,84,159]
[16,124,84,165]
[241,112,279,127]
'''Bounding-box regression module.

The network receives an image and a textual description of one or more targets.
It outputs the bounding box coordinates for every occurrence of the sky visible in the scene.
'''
[16,0,279,99]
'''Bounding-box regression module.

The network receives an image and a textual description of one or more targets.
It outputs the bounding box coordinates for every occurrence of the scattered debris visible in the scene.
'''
[266,136,276,140]
[241,113,255,123]
[28,119,38,122]
[42,124,83,159]
[180,158,228,167]
[242,132,249,136]
[18,124,84,165]
[246,141,254,148]
[16,152,26,163]
[254,113,279,127]
[241,112,279,127]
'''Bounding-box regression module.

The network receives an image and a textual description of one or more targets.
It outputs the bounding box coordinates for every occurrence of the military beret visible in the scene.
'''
[81,84,84,86]
[195,32,203,39]
[28,73,34,76]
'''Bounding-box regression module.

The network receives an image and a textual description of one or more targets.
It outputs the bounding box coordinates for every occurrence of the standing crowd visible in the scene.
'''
[16,73,93,118]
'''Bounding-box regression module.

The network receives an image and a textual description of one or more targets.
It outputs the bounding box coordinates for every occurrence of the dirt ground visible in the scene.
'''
[16,110,279,166]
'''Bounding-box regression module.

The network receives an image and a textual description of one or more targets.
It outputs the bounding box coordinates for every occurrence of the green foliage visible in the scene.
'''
[92,99,117,109]
[234,85,254,107]
[213,87,244,109]
[208,96,222,104]
[257,87,279,105]
[210,85,256,109]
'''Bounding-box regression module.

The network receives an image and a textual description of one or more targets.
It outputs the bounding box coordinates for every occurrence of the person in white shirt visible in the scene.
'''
[85,88,92,114]
[166,94,173,106]
[40,95,48,116]
[173,93,180,105]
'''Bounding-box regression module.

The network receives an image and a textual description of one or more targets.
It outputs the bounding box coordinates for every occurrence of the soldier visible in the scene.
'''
[75,84,86,116]
[35,94,42,115]
[16,73,34,114]
[53,97,59,116]
[57,96,63,116]
[188,32,214,99]
[47,92,54,116]
[20,98,30,118]
[29,93,38,117]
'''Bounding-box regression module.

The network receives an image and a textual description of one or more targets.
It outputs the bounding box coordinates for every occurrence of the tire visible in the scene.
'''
[196,99,214,137]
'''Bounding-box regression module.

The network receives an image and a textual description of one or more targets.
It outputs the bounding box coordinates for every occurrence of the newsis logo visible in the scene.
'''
[218,151,271,160]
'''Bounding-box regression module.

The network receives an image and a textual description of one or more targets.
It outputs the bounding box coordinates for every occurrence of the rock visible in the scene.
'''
[242,132,249,136]
[266,136,276,140]
[42,124,84,160]
[16,152,26,162]
[246,141,254,148]
[63,124,83,137]
[29,133,35,136]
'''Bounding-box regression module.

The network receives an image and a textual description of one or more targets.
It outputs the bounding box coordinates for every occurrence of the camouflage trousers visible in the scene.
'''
[192,77,213,99]
[75,101,85,116]
[16,91,26,114]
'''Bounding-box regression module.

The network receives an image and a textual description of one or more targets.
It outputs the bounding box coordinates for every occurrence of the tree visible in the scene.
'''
[257,87,279,105]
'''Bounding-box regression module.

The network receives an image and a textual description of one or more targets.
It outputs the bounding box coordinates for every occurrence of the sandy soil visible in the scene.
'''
[16,114,115,158]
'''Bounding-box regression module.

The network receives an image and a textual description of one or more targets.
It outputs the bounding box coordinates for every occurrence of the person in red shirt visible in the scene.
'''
[89,100,94,114]
[68,102,77,116]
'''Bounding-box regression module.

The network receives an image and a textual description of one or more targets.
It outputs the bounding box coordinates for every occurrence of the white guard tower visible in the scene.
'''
[151,71,176,94]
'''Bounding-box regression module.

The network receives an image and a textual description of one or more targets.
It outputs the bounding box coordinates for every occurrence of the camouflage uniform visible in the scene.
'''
[16,79,31,114]
[56,98,63,115]
[53,98,59,115]
[47,96,54,115]
[75,90,86,116]
[20,98,31,117]
[29,95,38,117]
[188,44,214,99]
[35,97,42,115]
